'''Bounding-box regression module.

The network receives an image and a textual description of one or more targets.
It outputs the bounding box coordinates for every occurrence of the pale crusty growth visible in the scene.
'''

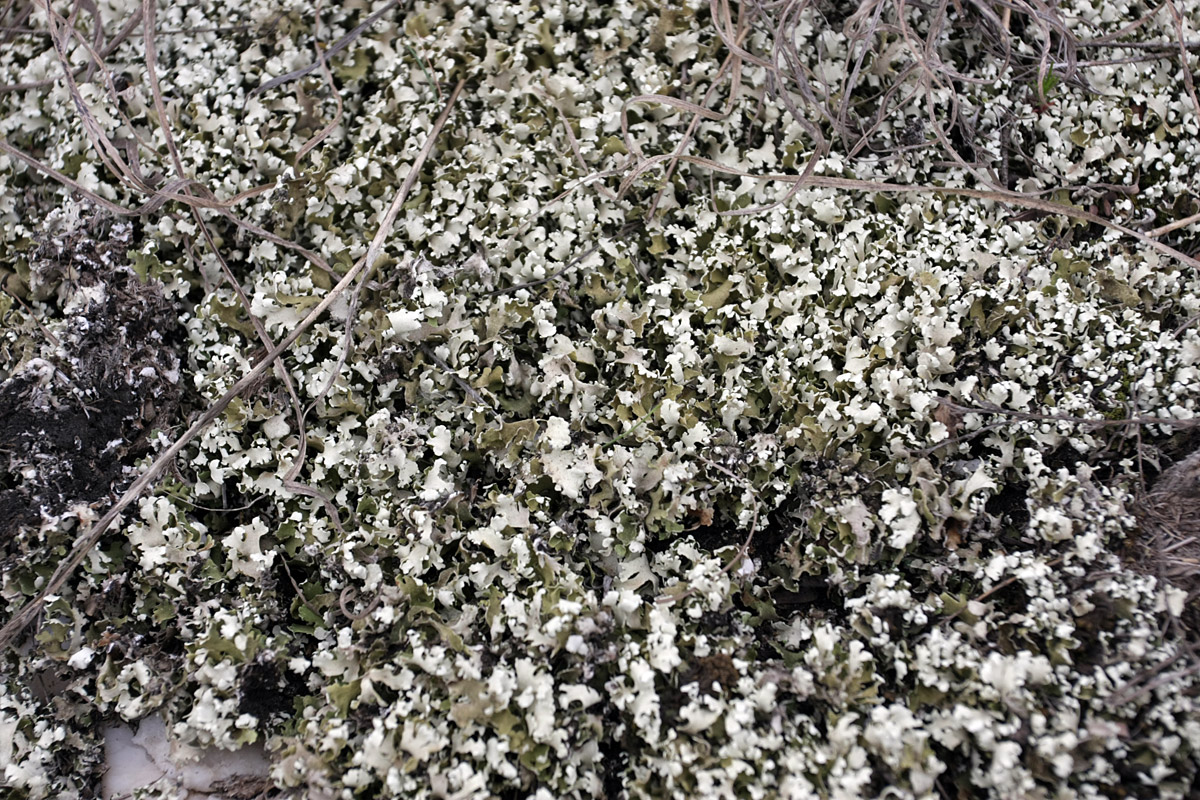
[3,0,1200,798]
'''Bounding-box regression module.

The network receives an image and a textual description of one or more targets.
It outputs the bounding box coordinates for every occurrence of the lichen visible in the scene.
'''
[3,0,1200,798]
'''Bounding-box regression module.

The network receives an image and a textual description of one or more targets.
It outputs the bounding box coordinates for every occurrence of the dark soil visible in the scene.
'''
[0,213,184,538]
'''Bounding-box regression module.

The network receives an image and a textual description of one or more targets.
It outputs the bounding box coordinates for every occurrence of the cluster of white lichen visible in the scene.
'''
[3,0,1200,798]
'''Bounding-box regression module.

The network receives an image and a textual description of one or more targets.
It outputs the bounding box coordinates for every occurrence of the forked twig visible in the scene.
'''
[1109,645,1200,707]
